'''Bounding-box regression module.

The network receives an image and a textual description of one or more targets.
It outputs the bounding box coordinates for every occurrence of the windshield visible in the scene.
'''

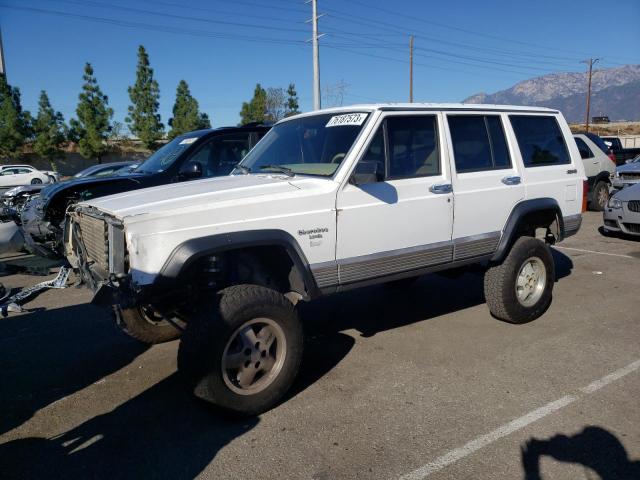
[238,112,369,177]
[134,135,199,173]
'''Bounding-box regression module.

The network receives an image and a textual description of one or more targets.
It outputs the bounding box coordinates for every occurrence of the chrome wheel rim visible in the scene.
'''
[221,318,286,395]
[597,186,609,208]
[515,257,546,307]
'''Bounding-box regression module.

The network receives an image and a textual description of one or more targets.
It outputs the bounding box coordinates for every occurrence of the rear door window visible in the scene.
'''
[448,115,512,173]
[509,115,570,167]
[574,137,594,159]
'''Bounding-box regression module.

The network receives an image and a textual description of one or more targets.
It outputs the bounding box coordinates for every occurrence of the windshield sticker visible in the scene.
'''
[326,113,368,128]
[179,137,198,145]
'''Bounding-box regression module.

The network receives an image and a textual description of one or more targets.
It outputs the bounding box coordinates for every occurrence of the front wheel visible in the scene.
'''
[119,305,184,344]
[30,178,43,185]
[178,285,303,416]
[484,237,555,324]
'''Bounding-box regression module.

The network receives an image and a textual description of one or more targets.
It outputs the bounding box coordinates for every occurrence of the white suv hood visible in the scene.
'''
[81,174,301,219]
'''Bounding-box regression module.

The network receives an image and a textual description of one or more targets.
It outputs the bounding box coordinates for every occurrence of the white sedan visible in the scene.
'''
[0,166,51,187]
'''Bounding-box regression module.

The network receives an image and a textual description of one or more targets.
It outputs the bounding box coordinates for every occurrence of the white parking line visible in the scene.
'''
[399,358,640,480]
[553,246,635,259]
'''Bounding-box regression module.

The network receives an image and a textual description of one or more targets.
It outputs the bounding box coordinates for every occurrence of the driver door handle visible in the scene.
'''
[429,183,453,194]
[501,176,521,185]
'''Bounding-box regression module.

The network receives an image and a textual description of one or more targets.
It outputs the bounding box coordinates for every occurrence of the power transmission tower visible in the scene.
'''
[0,27,6,77]
[581,58,600,133]
[409,35,414,103]
[307,0,323,110]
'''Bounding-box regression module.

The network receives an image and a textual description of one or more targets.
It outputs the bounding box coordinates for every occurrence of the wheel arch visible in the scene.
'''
[155,230,320,300]
[492,198,564,263]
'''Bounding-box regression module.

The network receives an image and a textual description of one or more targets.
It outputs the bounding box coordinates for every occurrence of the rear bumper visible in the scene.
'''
[562,214,582,239]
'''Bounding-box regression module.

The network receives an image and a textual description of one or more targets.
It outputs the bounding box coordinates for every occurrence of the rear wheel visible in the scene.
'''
[119,305,184,344]
[484,237,554,324]
[178,284,303,416]
[591,181,609,211]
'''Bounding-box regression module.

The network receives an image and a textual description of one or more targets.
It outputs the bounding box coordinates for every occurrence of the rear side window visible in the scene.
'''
[448,115,511,173]
[510,116,570,167]
[574,137,594,159]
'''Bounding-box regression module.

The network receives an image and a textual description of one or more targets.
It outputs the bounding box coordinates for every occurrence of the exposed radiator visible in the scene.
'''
[78,214,109,272]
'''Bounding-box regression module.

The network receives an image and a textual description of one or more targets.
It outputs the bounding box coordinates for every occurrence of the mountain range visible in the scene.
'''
[463,64,640,122]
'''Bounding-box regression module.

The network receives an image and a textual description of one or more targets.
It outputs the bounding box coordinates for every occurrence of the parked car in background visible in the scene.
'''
[0,164,60,183]
[72,161,139,179]
[601,136,640,165]
[20,125,270,258]
[0,166,52,187]
[1,161,140,222]
[574,133,616,211]
[603,182,640,236]
[611,154,640,190]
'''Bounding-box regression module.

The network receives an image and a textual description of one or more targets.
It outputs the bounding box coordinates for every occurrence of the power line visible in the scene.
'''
[0,4,308,46]
[50,0,310,34]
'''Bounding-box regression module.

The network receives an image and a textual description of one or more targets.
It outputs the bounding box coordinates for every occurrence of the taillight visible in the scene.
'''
[582,180,588,212]
[608,151,617,165]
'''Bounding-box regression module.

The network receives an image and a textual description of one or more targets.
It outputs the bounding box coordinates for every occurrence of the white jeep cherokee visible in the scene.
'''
[65,104,585,415]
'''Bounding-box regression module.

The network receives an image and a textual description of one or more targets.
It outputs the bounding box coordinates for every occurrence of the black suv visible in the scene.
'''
[21,125,270,258]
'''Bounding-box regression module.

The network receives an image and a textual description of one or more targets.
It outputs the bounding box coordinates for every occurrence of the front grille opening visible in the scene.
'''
[628,201,640,213]
[623,223,640,234]
[604,219,618,228]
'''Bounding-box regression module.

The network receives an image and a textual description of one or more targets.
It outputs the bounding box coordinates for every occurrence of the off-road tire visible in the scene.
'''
[177,284,303,416]
[484,236,554,324]
[119,307,183,344]
[591,181,609,211]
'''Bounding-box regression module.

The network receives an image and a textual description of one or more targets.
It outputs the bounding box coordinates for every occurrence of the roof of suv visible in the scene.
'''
[279,103,559,123]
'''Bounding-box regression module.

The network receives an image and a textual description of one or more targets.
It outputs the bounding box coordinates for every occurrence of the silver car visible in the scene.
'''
[612,154,640,190]
[603,182,640,236]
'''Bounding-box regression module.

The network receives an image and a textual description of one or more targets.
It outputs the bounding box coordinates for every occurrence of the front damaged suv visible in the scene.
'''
[66,104,585,415]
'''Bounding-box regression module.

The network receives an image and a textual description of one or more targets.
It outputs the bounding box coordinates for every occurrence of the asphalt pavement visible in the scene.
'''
[0,211,638,479]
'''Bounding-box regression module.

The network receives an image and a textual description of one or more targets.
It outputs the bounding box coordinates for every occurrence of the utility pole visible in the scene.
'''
[581,58,600,132]
[309,0,321,110]
[409,35,414,103]
[0,27,6,77]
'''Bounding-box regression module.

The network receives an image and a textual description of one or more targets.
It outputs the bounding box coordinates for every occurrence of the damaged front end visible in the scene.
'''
[65,205,134,308]
[20,196,63,259]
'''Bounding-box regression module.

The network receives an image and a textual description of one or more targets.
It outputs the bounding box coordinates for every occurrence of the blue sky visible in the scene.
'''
[2,0,639,129]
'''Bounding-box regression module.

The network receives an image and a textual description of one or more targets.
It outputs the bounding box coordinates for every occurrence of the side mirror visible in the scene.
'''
[179,161,203,179]
[350,161,384,185]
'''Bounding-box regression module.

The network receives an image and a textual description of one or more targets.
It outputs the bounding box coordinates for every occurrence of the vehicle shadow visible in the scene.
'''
[300,249,573,338]
[598,226,640,242]
[521,426,640,479]
[0,330,355,479]
[0,303,149,435]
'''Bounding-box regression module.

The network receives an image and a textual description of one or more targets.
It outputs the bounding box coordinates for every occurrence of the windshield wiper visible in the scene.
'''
[259,165,295,177]
[235,164,251,174]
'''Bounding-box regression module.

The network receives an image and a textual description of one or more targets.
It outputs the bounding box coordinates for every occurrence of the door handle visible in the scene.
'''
[567,169,578,174]
[501,176,521,186]
[429,183,453,194]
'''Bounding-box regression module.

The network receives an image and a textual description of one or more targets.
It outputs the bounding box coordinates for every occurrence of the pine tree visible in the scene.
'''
[33,91,67,161]
[285,83,300,117]
[168,80,211,139]
[70,63,114,162]
[126,45,163,149]
[0,74,30,158]
[239,83,267,125]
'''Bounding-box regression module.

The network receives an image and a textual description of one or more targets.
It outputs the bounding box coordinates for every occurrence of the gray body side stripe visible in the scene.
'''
[311,232,501,287]
[563,214,582,237]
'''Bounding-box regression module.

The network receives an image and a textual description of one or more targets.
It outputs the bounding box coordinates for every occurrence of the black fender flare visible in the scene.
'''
[491,198,564,263]
[154,229,320,299]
